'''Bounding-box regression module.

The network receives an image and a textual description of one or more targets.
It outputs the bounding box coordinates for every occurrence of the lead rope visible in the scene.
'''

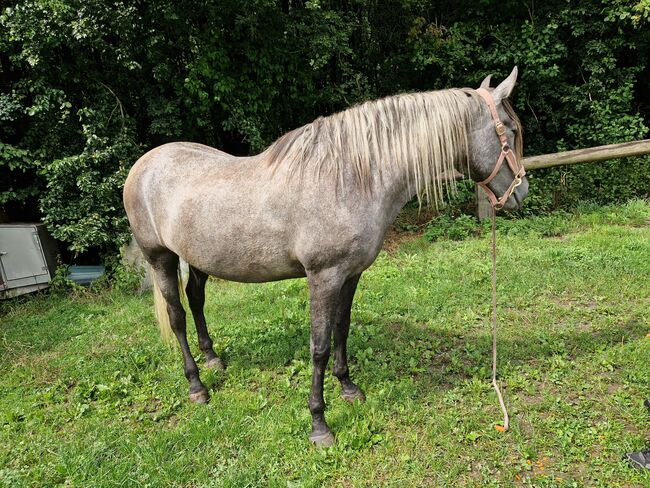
[491,205,509,431]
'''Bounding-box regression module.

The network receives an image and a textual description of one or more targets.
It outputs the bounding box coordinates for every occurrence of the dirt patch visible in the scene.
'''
[382,228,422,254]
[549,294,598,311]
[383,206,441,254]
[577,321,593,331]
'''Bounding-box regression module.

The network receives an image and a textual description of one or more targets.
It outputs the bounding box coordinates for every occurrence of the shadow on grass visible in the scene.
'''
[216,307,647,401]
[3,285,645,406]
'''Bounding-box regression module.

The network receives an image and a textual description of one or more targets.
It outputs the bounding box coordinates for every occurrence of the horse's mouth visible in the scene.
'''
[511,178,529,210]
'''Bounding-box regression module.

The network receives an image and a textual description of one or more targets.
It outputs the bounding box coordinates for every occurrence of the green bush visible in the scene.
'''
[39,132,139,256]
[425,214,479,242]
[48,262,82,295]
[425,199,650,244]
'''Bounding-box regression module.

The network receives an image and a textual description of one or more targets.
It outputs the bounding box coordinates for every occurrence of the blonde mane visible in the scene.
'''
[266,88,480,207]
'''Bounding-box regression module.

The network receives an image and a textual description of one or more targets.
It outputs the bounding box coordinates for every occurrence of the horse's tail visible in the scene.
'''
[152,262,188,345]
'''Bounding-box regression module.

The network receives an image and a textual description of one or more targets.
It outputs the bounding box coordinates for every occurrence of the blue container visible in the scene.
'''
[67,265,105,286]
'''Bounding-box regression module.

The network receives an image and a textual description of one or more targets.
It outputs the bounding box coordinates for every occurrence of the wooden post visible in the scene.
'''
[475,139,650,220]
[476,186,493,220]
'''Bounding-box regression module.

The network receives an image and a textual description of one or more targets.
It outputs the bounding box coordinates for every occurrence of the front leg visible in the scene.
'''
[333,274,365,402]
[306,268,346,447]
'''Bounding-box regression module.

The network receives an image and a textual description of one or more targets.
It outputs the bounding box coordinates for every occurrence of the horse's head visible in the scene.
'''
[467,67,528,210]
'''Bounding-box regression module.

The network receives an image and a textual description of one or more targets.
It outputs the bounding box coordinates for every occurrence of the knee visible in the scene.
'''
[311,344,331,364]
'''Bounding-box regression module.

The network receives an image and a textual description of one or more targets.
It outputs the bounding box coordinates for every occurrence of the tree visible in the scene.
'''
[1,0,648,259]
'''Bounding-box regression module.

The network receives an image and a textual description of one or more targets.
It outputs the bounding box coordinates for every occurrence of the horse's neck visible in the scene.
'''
[370,157,438,212]
[352,164,422,236]
[370,102,475,220]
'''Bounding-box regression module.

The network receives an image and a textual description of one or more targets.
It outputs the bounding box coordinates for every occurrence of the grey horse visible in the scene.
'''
[123,68,527,446]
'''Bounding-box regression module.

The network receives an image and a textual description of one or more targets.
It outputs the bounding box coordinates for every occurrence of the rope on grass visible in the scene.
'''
[491,205,509,431]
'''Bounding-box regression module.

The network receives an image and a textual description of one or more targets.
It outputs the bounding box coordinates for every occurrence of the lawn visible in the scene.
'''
[1,201,649,487]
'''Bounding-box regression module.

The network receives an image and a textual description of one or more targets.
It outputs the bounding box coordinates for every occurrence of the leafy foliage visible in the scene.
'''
[1,0,649,257]
[424,198,649,242]
[424,214,478,242]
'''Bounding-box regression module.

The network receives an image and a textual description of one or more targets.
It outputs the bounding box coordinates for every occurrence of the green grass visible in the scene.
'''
[1,200,650,487]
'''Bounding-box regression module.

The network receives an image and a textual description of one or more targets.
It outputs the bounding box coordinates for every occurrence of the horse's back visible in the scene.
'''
[160,141,233,161]
[128,141,235,178]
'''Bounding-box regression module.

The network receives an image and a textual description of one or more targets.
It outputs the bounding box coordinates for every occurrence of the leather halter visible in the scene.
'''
[475,88,526,209]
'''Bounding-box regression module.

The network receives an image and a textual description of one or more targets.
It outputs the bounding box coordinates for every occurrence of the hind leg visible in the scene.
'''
[333,274,365,403]
[186,266,224,370]
[151,252,209,403]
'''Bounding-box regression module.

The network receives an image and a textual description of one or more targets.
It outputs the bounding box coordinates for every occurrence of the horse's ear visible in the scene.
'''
[479,74,492,89]
[492,66,518,102]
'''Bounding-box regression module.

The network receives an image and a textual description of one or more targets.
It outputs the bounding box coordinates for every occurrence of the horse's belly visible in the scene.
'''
[177,236,306,283]
[208,264,306,283]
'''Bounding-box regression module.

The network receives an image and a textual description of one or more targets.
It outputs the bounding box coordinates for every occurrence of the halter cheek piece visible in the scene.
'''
[475,88,526,209]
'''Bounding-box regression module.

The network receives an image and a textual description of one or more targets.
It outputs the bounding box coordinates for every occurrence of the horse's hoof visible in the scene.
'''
[341,387,366,403]
[189,389,210,404]
[205,357,225,370]
[309,430,335,447]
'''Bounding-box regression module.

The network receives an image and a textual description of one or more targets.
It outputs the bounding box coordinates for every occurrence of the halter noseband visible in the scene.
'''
[475,88,525,209]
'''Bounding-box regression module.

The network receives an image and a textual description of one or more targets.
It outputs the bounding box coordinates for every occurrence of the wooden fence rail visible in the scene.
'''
[522,139,650,170]
[476,138,650,219]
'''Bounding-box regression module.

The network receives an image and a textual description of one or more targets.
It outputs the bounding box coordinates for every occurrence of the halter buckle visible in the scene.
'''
[495,123,506,136]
